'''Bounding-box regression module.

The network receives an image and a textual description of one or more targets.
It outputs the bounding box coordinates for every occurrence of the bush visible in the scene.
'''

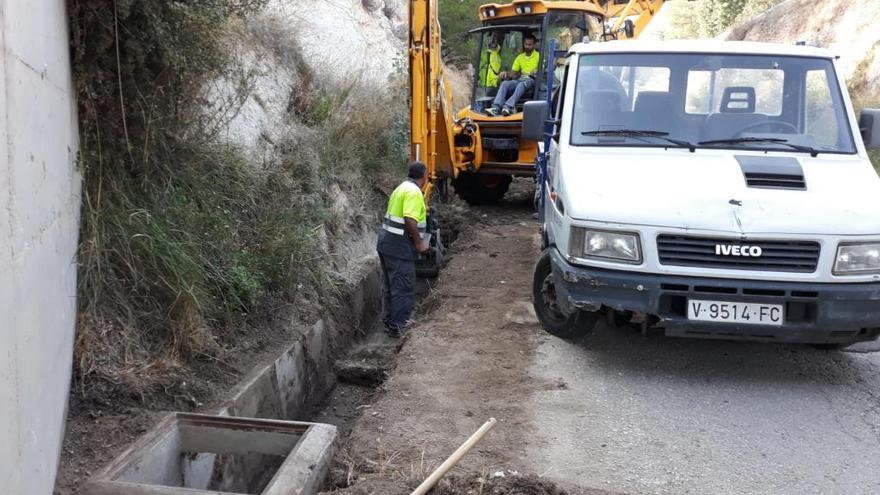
[662,0,783,39]
[439,0,483,65]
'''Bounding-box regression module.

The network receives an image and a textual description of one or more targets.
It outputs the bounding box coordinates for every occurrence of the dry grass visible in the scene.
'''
[323,448,569,495]
[444,62,474,112]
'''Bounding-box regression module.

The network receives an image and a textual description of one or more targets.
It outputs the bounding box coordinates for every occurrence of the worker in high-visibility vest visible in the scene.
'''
[376,162,430,337]
[479,37,502,93]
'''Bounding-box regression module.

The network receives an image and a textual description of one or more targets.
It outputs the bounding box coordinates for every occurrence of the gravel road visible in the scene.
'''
[529,326,880,494]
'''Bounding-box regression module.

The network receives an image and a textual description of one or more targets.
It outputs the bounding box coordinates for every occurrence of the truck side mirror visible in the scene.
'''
[860,109,880,150]
[522,101,549,141]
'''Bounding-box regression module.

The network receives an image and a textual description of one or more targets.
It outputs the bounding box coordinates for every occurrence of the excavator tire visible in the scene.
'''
[452,173,512,205]
[532,250,598,339]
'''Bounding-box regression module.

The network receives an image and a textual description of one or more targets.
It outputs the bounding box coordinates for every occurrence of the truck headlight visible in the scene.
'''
[570,227,642,263]
[834,243,880,274]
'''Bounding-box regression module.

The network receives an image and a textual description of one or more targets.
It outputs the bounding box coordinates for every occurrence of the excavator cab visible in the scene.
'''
[471,13,604,114]
[449,2,607,204]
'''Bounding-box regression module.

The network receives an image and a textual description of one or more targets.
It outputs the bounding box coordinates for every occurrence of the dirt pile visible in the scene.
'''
[726,0,880,105]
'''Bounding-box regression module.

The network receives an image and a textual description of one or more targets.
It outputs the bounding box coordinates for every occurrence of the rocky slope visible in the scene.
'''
[726,0,880,105]
[214,0,406,161]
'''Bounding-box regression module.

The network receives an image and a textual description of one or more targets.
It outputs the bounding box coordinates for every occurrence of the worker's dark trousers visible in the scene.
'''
[379,253,416,331]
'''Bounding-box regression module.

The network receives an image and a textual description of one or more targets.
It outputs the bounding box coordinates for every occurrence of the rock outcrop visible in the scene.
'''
[726,0,880,105]
[267,0,406,86]
[210,0,406,162]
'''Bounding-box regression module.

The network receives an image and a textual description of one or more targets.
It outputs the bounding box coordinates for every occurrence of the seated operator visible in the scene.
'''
[485,33,540,117]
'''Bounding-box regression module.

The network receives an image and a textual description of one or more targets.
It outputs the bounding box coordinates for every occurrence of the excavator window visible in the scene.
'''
[473,29,532,110]
[470,11,603,114]
[543,13,604,97]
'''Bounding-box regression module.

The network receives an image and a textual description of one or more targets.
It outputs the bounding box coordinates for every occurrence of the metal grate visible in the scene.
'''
[657,235,820,273]
[744,172,806,190]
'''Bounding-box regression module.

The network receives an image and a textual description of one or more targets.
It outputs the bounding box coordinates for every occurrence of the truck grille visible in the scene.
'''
[657,235,820,273]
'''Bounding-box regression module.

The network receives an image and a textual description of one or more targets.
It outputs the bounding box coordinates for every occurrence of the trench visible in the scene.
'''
[84,234,461,494]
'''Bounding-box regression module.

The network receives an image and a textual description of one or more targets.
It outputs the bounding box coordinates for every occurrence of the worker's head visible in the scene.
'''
[523,34,536,54]
[490,33,502,51]
[408,161,428,187]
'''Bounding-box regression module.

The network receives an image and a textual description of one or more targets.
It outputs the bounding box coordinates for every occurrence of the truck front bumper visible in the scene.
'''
[548,249,880,344]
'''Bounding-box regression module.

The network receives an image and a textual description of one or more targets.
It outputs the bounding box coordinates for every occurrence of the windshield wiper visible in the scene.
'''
[582,129,696,152]
[698,137,820,157]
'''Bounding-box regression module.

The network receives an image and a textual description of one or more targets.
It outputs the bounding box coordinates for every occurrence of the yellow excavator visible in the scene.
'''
[409,0,669,275]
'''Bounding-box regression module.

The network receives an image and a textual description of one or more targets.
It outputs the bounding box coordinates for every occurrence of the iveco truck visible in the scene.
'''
[524,40,880,348]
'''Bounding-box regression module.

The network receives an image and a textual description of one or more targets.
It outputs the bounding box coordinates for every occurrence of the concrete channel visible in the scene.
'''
[80,258,383,495]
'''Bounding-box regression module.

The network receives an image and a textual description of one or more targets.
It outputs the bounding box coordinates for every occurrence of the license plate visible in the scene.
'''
[687,300,784,326]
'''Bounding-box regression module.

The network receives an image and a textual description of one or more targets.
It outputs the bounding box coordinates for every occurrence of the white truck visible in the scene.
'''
[523,40,880,348]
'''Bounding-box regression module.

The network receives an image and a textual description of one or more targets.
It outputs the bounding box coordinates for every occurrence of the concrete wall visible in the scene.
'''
[0,1,81,494]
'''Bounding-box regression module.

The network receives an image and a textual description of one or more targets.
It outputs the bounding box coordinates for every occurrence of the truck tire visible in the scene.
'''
[532,251,598,339]
[452,174,512,205]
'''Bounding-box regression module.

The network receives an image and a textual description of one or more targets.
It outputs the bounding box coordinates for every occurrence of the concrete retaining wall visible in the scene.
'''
[0,1,81,494]
[222,256,382,421]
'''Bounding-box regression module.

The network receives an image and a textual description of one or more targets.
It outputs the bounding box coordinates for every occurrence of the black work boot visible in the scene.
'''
[384,325,402,338]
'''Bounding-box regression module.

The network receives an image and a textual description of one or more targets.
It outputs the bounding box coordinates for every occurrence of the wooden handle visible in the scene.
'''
[410,418,498,495]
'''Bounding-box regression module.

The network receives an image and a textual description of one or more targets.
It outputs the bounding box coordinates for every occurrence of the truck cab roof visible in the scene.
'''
[569,40,837,59]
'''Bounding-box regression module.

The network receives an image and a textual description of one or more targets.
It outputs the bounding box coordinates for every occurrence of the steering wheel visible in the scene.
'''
[733,120,799,136]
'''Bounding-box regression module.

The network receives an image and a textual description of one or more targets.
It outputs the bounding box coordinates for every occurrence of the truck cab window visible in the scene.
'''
[805,69,840,149]
[572,53,855,154]
[685,67,784,116]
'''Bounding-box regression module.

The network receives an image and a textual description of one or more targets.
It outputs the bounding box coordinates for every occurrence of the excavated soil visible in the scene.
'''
[323,473,571,495]
[319,180,617,495]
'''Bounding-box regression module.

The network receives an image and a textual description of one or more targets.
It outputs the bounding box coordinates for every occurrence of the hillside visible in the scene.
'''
[57,1,408,492]
[726,0,880,106]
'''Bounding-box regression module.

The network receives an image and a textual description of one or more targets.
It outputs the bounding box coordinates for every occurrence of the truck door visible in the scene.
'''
[545,62,569,246]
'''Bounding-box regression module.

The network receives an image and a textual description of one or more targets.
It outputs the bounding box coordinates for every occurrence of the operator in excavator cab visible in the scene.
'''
[485,33,540,117]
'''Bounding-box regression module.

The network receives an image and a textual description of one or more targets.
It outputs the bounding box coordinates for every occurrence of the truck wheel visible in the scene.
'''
[452,174,512,205]
[532,251,598,339]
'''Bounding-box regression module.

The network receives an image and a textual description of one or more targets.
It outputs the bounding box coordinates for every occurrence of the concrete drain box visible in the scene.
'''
[83,413,337,495]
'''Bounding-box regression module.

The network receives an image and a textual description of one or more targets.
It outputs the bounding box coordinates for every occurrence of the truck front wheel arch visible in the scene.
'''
[532,250,598,339]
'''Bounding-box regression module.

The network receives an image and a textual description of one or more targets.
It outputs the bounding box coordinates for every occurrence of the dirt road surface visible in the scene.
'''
[343,184,880,494]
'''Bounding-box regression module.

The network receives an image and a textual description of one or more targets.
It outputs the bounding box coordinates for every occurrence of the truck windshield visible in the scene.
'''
[570,53,856,154]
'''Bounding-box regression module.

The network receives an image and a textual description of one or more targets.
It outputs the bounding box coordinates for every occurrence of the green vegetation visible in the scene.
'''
[663,0,782,39]
[439,0,483,64]
[70,0,406,392]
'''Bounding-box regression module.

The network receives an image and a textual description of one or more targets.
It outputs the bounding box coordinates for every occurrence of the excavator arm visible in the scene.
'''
[589,0,668,39]
[409,0,463,202]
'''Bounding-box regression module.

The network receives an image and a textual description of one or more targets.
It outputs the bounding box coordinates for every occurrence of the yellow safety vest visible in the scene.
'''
[480,49,502,88]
